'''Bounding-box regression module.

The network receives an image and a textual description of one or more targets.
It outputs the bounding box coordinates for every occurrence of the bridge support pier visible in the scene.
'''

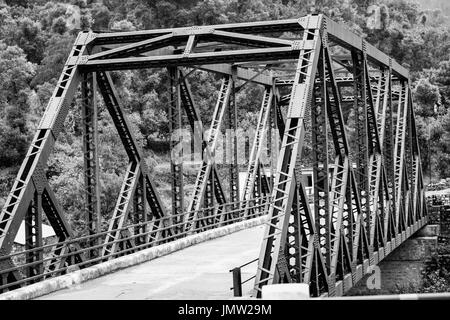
[345,225,439,296]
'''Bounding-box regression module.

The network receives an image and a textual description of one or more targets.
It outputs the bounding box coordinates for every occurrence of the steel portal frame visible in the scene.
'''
[0,14,426,297]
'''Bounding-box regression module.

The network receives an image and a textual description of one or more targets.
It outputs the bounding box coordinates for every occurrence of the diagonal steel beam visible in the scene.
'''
[88,15,409,78]
[96,71,167,219]
[185,76,232,232]
[178,69,227,205]
[101,162,140,258]
[254,16,322,296]
[81,43,315,72]
[178,69,230,226]
[393,82,409,232]
[0,32,94,290]
[241,88,273,217]
[91,28,294,62]
[208,30,293,48]
[90,33,175,60]
[91,19,305,46]
[41,181,85,274]
[96,71,168,257]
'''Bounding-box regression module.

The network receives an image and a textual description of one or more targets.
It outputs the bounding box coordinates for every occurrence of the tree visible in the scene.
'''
[0,118,30,168]
[152,1,190,27]
[413,78,441,117]
[0,42,35,167]
[91,2,111,30]
[0,16,46,64]
[32,33,75,86]
[110,19,136,31]
[436,59,450,104]
[52,16,68,34]
[0,42,36,108]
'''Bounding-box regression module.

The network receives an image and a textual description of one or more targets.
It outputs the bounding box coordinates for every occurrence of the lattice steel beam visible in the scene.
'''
[168,67,185,222]
[0,32,94,290]
[96,71,168,258]
[254,15,323,295]
[185,76,232,232]
[178,69,228,227]
[227,67,240,212]
[241,88,273,217]
[81,71,101,259]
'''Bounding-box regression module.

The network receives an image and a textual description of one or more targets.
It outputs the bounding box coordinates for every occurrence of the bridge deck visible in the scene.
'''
[37,225,265,300]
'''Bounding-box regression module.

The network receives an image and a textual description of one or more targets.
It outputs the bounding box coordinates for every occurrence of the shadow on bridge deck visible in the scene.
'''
[36,225,266,300]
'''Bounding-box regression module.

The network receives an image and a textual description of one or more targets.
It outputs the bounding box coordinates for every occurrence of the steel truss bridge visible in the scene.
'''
[0,14,427,298]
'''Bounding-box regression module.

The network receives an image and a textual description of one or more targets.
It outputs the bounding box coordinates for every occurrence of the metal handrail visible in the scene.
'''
[230,257,259,297]
[0,196,271,292]
[0,196,269,261]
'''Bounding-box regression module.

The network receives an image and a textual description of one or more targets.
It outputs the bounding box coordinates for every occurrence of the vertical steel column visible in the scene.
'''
[311,46,330,269]
[371,68,389,249]
[254,166,262,216]
[376,68,392,240]
[361,56,382,254]
[286,188,302,283]
[404,80,414,226]
[384,62,397,239]
[393,81,408,233]
[228,66,240,213]
[204,170,215,228]
[81,71,101,259]
[24,191,43,282]
[232,267,243,297]
[254,16,323,296]
[268,89,275,191]
[133,174,147,245]
[168,67,185,221]
[408,85,426,222]
[351,45,371,252]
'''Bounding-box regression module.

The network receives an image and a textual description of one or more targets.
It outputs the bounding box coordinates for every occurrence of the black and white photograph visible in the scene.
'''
[0,0,450,313]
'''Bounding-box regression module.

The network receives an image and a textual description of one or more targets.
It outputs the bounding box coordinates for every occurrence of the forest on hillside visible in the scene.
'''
[416,0,450,16]
[0,0,450,235]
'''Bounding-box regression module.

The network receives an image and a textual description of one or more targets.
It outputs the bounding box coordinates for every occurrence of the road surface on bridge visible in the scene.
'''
[37,224,266,300]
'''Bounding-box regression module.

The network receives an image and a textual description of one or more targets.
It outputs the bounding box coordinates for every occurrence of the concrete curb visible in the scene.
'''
[0,215,268,300]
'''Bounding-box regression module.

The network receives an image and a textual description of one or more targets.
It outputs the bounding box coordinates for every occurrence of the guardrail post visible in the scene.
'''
[232,267,242,297]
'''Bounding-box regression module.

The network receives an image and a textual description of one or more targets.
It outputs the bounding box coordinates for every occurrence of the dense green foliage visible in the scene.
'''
[0,0,449,234]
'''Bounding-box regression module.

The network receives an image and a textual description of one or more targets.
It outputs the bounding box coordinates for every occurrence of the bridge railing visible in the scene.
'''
[230,257,259,297]
[0,196,271,293]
